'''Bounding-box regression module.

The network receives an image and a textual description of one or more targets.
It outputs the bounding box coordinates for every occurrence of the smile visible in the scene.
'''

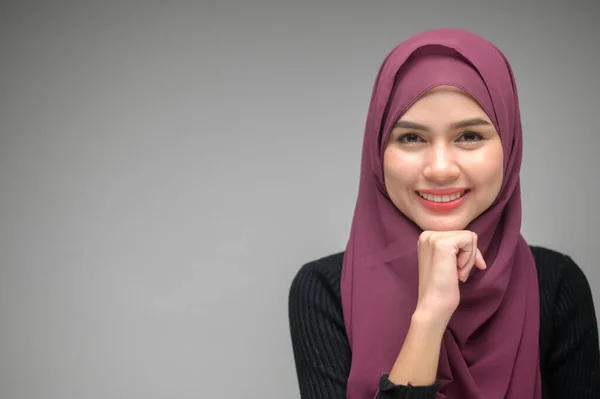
[415,189,471,212]
[417,190,467,203]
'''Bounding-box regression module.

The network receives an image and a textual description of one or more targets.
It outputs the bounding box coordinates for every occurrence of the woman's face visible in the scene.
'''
[383,85,504,232]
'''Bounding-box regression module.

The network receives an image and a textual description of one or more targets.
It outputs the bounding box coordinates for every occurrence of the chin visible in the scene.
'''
[413,217,470,232]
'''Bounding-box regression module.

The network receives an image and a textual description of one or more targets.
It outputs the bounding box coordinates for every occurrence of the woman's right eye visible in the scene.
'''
[397,133,424,144]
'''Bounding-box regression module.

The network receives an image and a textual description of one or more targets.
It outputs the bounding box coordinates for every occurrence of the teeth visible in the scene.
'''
[418,191,466,203]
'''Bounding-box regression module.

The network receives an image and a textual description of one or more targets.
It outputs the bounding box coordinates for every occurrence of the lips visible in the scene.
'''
[416,189,471,212]
[417,190,467,203]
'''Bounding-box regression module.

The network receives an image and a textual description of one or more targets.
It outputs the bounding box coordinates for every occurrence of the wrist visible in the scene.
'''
[411,308,451,335]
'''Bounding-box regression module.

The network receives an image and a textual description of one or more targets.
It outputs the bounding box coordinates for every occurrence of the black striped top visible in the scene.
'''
[288,246,600,398]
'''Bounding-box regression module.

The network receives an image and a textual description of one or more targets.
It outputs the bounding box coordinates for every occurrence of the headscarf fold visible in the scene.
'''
[340,28,541,399]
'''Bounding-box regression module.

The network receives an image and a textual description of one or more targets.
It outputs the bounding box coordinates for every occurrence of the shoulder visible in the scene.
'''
[529,245,594,300]
[290,252,345,293]
[288,252,345,306]
[530,246,598,352]
[529,245,579,275]
[527,245,595,325]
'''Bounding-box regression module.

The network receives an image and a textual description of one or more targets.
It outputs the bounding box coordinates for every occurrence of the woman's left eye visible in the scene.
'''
[457,132,484,142]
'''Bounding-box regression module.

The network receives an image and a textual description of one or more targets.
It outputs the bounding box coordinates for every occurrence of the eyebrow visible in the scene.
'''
[393,118,492,131]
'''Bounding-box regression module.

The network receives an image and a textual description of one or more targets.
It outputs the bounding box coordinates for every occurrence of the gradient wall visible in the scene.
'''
[1,1,598,398]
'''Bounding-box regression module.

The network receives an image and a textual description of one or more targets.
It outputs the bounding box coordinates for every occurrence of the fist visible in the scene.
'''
[415,230,487,322]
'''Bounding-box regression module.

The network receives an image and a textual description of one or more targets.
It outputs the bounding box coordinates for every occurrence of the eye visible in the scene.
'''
[456,131,484,143]
[397,133,425,145]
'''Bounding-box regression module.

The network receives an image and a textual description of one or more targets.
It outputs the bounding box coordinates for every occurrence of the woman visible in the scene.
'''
[288,28,600,398]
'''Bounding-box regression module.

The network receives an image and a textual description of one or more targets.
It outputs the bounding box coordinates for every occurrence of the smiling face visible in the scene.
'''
[383,85,504,232]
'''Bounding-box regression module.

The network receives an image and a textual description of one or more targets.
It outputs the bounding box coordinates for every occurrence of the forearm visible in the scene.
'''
[387,310,447,386]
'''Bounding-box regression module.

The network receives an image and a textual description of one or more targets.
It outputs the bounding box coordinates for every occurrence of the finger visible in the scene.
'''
[458,234,478,282]
[459,247,487,282]
[452,231,478,252]
[474,248,487,270]
[458,256,475,282]
[456,247,472,269]
[455,232,477,269]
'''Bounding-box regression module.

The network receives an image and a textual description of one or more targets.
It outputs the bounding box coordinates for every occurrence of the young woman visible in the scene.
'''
[288,28,600,399]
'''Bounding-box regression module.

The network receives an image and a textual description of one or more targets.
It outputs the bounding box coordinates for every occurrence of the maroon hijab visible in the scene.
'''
[340,29,541,399]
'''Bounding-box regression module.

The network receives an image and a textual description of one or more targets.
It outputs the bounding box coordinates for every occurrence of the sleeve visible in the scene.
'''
[545,255,600,398]
[288,261,439,399]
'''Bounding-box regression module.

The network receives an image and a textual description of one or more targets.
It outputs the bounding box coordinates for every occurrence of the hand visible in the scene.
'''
[414,230,487,324]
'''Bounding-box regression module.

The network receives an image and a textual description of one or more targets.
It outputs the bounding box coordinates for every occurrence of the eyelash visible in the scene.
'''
[397,131,485,144]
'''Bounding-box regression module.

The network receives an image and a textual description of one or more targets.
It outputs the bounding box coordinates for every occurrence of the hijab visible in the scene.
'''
[340,28,541,399]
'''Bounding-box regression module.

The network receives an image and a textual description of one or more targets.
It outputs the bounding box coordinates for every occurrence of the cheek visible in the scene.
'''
[383,149,418,190]
[489,143,504,188]
[468,143,504,192]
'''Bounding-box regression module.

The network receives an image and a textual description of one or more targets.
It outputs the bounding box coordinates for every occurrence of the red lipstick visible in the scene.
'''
[416,189,470,212]
[417,188,469,195]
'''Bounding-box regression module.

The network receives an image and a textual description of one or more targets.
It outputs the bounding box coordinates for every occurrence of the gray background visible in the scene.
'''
[1,1,598,398]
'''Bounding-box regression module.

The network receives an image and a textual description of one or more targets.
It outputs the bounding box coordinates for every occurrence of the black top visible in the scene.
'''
[288,246,600,398]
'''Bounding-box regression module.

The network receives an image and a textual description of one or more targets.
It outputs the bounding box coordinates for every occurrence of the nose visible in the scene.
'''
[423,143,460,183]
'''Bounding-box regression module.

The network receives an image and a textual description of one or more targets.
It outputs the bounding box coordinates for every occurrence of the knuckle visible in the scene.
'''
[431,234,448,249]
[419,231,432,244]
